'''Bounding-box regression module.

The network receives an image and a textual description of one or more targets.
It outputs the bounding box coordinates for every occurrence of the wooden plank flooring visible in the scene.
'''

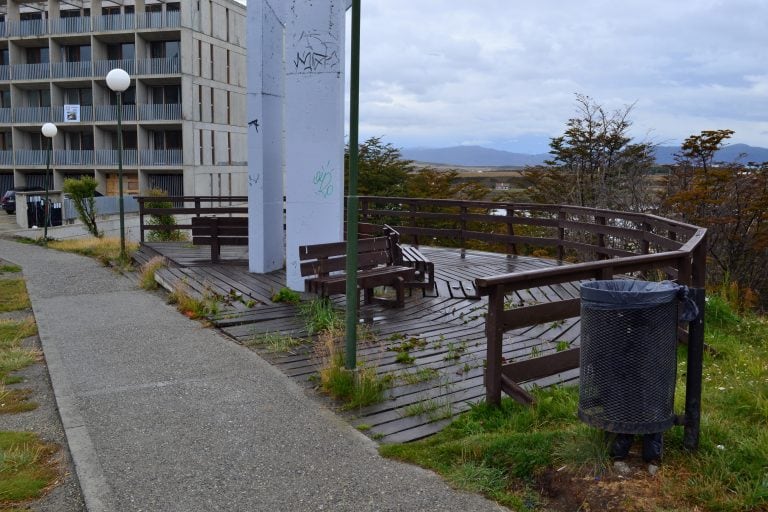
[137,242,582,443]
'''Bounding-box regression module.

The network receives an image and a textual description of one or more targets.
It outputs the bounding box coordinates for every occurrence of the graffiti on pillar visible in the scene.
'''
[249,174,261,187]
[313,163,334,199]
[248,118,260,132]
[292,30,340,74]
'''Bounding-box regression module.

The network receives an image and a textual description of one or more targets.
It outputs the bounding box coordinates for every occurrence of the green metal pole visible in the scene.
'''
[345,0,361,370]
[116,91,126,259]
[43,137,51,243]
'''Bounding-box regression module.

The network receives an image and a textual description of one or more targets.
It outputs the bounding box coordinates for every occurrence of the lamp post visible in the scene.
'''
[41,122,58,243]
[106,68,130,259]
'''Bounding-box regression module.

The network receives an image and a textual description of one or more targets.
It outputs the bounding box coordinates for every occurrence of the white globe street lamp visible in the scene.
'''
[106,68,131,259]
[41,122,57,242]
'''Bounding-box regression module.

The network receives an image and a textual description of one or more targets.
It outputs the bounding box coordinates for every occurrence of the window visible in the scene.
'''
[102,6,120,16]
[109,86,135,106]
[225,9,230,41]
[0,132,12,151]
[152,130,182,150]
[26,47,49,64]
[124,5,135,15]
[210,44,213,77]
[65,88,92,106]
[107,43,135,61]
[210,88,214,120]
[198,85,203,120]
[226,50,230,84]
[227,132,232,164]
[151,85,180,105]
[197,40,202,75]
[210,131,215,165]
[145,4,162,14]
[26,89,50,108]
[20,12,43,21]
[66,131,94,151]
[60,9,82,18]
[168,3,181,12]
[0,90,10,108]
[199,130,204,163]
[150,41,180,60]
[0,48,8,66]
[62,44,91,63]
[226,91,230,124]
[110,130,136,150]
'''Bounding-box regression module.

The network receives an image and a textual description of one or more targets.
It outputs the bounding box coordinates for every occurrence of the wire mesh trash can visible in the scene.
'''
[578,280,683,435]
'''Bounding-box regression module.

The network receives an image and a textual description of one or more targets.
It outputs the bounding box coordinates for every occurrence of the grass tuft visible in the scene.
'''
[271,287,302,305]
[299,298,343,335]
[137,256,167,290]
[0,387,38,414]
[167,282,219,320]
[0,431,58,503]
[0,264,21,274]
[47,237,138,268]
[247,332,306,353]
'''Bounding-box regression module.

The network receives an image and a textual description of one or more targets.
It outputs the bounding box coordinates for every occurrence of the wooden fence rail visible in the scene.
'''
[136,195,247,243]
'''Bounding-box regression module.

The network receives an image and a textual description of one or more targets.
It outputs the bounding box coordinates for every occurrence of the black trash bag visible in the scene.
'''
[642,432,664,462]
[609,433,634,459]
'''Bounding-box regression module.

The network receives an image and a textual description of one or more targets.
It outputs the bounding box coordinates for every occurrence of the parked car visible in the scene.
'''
[0,187,45,214]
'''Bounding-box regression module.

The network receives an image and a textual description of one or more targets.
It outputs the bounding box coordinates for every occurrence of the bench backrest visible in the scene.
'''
[191,217,248,244]
[299,236,391,278]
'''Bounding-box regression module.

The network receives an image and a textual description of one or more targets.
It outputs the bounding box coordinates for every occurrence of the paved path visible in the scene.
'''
[0,240,505,512]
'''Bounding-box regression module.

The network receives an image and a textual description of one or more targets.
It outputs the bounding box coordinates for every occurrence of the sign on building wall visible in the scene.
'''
[64,104,80,122]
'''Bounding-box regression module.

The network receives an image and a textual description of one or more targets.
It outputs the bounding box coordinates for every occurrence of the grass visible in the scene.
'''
[0,431,58,503]
[0,280,30,313]
[0,387,37,414]
[137,256,166,290]
[399,367,440,385]
[381,294,768,511]
[0,265,21,274]
[247,332,306,353]
[46,237,138,268]
[167,282,219,320]
[314,329,393,410]
[299,298,343,335]
[271,287,302,305]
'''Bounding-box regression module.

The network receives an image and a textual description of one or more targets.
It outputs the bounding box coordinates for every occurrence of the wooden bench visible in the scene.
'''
[384,225,435,290]
[191,216,248,263]
[299,236,415,308]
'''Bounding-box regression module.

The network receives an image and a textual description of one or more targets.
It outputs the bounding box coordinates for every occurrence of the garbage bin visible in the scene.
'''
[578,280,686,436]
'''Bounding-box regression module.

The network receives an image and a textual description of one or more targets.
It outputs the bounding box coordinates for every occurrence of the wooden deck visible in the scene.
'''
[135,242,582,443]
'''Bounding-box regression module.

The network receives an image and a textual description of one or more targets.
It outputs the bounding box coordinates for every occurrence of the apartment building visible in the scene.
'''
[0,0,247,200]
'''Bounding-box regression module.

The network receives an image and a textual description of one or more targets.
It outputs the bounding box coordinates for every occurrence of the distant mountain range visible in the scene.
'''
[401,143,768,167]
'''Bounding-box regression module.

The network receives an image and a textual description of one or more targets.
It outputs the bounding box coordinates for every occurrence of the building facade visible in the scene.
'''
[0,0,247,200]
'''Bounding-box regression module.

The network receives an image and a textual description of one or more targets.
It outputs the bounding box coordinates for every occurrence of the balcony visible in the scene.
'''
[49,16,92,34]
[94,104,137,122]
[136,58,180,75]
[140,149,182,166]
[93,58,136,78]
[0,151,12,166]
[11,63,50,80]
[0,22,5,37]
[14,150,47,166]
[6,19,47,37]
[139,103,182,121]
[0,108,10,123]
[93,13,135,32]
[13,107,51,124]
[0,65,9,81]
[137,10,181,30]
[51,61,92,79]
[95,149,138,166]
[53,149,95,166]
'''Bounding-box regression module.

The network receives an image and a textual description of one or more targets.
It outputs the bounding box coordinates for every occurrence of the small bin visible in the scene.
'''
[578,280,682,434]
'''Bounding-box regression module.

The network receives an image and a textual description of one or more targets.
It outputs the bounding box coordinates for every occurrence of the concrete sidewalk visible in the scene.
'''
[0,240,505,512]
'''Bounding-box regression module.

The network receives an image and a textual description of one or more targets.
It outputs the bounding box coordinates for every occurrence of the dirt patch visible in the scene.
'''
[537,455,686,512]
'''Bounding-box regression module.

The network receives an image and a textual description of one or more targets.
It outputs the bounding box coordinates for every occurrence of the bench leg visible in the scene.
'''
[364,286,374,305]
[395,276,405,308]
[211,238,220,263]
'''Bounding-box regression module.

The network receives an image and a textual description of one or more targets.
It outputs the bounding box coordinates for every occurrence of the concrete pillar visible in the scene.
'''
[246,1,285,273]
[283,0,346,290]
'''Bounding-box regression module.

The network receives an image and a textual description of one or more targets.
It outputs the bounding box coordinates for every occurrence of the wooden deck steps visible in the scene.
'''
[134,243,584,443]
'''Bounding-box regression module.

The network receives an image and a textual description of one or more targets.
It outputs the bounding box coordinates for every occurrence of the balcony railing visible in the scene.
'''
[0,108,10,123]
[7,19,47,37]
[53,149,95,166]
[0,151,13,166]
[93,58,136,77]
[136,58,180,75]
[140,149,182,166]
[13,107,52,124]
[11,63,50,80]
[95,149,138,166]
[137,10,181,29]
[0,23,5,38]
[14,150,47,166]
[139,103,182,121]
[50,105,93,123]
[94,104,137,122]
[93,13,135,32]
[0,66,8,81]
[49,16,92,34]
[51,61,92,79]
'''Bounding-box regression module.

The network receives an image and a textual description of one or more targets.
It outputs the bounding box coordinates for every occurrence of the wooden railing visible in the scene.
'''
[137,196,247,243]
[359,195,707,449]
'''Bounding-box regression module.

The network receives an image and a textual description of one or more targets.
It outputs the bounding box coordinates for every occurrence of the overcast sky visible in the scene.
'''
[344,0,768,153]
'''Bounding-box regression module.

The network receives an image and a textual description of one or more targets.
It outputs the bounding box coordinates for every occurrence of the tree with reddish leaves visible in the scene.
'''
[662,129,768,309]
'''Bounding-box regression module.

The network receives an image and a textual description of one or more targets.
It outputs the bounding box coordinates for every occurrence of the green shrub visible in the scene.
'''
[145,189,186,242]
[62,177,100,237]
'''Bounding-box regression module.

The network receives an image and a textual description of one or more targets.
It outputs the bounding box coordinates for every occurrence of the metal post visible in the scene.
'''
[43,137,51,242]
[116,91,126,259]
[344,0,361,370]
